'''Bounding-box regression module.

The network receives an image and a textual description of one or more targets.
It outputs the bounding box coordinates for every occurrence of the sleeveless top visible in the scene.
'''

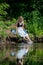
[17,22,23,27]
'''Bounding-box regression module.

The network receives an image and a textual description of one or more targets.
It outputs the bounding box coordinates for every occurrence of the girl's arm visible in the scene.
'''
[22,22,25,29]
[15,22,18,34]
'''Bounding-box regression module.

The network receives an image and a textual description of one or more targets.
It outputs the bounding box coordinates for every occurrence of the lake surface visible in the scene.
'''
[11,43,43,50]
[33,43,43,49]
[5,43,43,58]
[0,43,43,61]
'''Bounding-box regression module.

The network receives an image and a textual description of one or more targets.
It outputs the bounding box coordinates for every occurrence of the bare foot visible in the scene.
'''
[27,40,33,44]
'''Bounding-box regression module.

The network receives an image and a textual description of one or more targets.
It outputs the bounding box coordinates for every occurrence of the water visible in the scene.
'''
[33,43,43,49]
[0,43,43,61]
[13,43,43,51]
[5,43,43,58]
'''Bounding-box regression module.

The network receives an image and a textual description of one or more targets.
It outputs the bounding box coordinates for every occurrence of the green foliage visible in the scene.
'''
[0,30,7,38]
[0,0,43,37]
[0,18,16,37]
[0,2,9,20]
[25,10,43,36]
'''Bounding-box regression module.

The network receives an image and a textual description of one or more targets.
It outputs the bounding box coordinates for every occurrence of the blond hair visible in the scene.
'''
[17,16,24,23]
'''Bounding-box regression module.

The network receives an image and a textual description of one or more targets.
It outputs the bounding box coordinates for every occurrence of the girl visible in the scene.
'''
[16,16,33,44]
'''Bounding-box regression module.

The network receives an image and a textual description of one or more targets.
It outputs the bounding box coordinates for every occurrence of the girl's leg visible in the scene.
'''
[25,34,31,41]
[22,34,31,42]
[25,34,33,43]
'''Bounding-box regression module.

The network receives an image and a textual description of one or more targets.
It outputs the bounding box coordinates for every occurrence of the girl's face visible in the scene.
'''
[19,18,23,23]
[18,16,23,23]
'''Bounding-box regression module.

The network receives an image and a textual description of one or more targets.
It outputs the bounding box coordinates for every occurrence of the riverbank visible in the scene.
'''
[0,33,43,44]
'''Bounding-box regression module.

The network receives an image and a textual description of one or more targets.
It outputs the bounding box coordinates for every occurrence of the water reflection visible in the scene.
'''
[6,43,43,59]
[0,43,43,61]
[33,43,43,49]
